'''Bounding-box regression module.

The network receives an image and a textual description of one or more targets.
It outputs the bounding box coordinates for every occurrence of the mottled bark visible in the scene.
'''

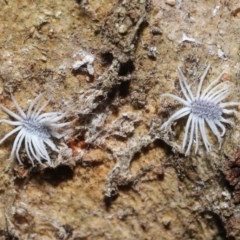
[0,0,240,240]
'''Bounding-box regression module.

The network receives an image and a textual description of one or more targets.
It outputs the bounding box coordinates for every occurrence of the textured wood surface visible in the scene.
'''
[0,0,240,239]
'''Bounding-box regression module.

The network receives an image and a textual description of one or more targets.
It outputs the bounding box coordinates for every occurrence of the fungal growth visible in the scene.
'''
[0,94,69,165]
[161,65,239,155]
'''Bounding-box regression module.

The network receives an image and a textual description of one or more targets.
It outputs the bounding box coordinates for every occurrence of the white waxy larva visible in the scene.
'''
[0,94,70,165]
[161,65,238,155]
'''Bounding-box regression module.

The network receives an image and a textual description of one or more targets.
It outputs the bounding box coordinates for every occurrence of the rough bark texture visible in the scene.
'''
[0,0,240,239]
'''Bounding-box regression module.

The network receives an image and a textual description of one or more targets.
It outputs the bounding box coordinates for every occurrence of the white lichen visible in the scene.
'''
[72,50,95,75]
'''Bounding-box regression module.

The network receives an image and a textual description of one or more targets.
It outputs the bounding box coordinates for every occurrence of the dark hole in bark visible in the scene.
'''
[42,165,74,186]
[119,80,130,97]
[118,60,135,76]
[201,211,232,240]
[101,52,114,66]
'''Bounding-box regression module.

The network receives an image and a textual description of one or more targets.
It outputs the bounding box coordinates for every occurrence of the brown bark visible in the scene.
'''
[0,0,240,239]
